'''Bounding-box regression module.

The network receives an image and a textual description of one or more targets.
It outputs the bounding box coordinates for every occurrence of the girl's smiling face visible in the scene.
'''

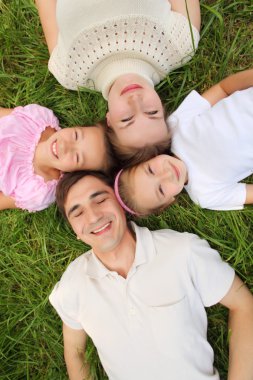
[43,125,107,172]
[126,154,188,213]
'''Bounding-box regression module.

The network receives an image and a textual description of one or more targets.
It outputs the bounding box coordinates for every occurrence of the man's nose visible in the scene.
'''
[86,206,103,224]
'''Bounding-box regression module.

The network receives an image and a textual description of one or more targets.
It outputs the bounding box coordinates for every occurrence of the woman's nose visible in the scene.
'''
[128,93,142,107]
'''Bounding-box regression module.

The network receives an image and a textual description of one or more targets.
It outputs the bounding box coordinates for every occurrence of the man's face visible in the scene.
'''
[65,176,128,254]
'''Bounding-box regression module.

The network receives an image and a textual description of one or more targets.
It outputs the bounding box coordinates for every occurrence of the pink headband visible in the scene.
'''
[114,169,139,216]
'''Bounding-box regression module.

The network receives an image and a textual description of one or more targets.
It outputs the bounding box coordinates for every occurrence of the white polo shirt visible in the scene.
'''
[49,223,234,380]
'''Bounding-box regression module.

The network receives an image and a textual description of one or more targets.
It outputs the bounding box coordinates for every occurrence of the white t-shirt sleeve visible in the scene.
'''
[167,90,211,127]
[49,264,84,330]
[191,182,247,211]
[187,234,235,307]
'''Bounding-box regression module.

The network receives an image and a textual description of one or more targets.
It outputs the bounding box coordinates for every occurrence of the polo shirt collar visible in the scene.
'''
[85,251,110,279]
[131,222,155,267]
[85,222,155,279]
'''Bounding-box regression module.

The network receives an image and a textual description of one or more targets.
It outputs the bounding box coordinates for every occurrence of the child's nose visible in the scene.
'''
[159,171,171,181]
[63,139,75,154]
[161,160,173,176]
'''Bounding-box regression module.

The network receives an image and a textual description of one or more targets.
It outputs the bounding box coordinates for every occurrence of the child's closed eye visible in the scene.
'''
[159,185,164,196]
[148,165,154,175]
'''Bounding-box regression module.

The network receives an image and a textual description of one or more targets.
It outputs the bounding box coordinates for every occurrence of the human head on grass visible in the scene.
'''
[106,74,170,158]
[114,154,188,216]
[53,123,115,173]
[56,171,130,255]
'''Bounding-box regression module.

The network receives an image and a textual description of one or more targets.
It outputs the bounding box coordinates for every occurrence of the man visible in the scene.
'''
[51,170,253,380]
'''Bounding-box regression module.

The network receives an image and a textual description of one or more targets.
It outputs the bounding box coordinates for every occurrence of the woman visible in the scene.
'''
[36,0,200,151]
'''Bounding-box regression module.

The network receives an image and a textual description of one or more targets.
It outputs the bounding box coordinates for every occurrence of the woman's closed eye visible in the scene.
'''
[146,110,158,115]
[121,116,133,123]
[75,130,78,140]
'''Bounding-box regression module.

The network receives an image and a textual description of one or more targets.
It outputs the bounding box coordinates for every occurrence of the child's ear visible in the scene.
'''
[106,112,111,127]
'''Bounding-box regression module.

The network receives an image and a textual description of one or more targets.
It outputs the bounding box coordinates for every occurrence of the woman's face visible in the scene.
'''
[106,74,170,148]
[126,154,188,213]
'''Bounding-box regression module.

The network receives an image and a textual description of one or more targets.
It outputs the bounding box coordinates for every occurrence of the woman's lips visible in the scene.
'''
[121,84,143,95]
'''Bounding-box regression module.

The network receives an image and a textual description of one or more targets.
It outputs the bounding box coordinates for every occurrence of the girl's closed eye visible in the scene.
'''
[76,153,79,164]
[75,130,78,140]
[148,165,154,175]
[159,184,164,196]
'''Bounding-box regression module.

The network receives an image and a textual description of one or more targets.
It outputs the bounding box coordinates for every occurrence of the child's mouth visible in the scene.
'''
[51,141,58,158]
[171,164,180,180]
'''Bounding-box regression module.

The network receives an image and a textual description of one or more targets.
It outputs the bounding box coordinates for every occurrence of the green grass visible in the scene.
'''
[0,1,253,379]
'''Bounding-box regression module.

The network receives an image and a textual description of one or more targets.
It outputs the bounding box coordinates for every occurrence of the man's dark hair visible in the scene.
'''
[56,170,113,220]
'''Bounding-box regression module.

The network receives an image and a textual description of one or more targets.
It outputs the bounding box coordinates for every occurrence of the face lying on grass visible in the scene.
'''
[119,154,188,216]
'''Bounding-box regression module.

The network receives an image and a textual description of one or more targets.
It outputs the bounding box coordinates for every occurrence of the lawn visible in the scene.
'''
[0,1,252,379]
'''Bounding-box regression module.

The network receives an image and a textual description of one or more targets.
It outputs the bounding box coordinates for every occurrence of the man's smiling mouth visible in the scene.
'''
[92,222,111,235]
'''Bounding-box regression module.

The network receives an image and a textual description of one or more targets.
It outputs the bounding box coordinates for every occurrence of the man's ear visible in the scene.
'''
[106,112,111,127]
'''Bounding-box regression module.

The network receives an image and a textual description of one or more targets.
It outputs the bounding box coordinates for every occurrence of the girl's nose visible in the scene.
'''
[160,163,173,180]
[62,139,75,155]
